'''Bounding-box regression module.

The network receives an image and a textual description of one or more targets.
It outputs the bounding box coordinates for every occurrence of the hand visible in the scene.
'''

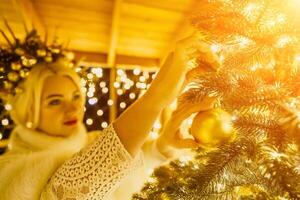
[173,32,220,72]
[156,96,216,158]
[147,33,220,107]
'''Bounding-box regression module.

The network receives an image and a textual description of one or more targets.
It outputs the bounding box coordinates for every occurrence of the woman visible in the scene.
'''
[0,34,218,200]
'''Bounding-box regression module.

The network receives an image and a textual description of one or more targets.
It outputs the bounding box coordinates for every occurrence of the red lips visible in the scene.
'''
[64,119,78,126]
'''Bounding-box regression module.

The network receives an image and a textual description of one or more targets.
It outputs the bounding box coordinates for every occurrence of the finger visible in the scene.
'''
[176,96,217,115]
[172,138,200,149]
[186,67,211,82]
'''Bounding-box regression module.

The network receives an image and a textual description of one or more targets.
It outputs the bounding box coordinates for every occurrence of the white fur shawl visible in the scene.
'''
[0,124,88,200]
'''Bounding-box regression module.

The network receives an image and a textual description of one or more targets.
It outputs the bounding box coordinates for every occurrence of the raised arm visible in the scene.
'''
[113,34,219,156]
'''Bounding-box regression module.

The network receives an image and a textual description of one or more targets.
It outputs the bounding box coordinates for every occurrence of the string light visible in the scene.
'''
[86,118,93,125]
[120,76,127,82]
[113,81,120,88]
[139,76,146,82]
[136,82,147,89]
[87,73,94,80]
[117,69,125,76]
[87,91,94,98]
[143,71,149,79]
[124,83,131,90]
[129,93,136,99]
[91,68,103,78]
[97,109,104,116]
[4,104,12,111]
[80,78,87,87]
[102,87,108,93]
[88,97,98,105]
[101,121,108,128]
[120,102,126,109]
[1,119,9,126]
[133,68,141,75]
[107,99,114,106]
[99,81,106,88]
[117,89,123,95]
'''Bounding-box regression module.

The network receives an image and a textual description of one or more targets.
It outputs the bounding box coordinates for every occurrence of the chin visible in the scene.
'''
[62,125,80,136]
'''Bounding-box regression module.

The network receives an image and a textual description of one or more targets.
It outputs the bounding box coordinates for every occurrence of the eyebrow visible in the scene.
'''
[45,90,80,100]
[46,94,63,99]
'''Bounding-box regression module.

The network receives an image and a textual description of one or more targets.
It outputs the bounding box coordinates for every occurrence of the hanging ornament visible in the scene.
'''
[14,87,23,94]
[37,49,47,57]
[19,69,30,78]
[8,71,20,82]
[21,55,37,67]
[190,108,236,148]
[14,48,25,56]
[11,62,22,70]
[4,81,13,90]
[50,47,61,54]
[45,52,53,62]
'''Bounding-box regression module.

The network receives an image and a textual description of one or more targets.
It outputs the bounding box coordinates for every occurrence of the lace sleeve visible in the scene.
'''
[41,124,142,200]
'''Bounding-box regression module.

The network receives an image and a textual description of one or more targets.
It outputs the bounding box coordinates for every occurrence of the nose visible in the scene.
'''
[65,101,79,114]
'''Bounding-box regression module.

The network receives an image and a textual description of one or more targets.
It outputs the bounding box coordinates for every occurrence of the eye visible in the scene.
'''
[73,94,81,101]
[48,99,62,106]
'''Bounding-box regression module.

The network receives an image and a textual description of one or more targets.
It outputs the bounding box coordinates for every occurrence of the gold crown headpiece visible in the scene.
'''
[0,20,75,101]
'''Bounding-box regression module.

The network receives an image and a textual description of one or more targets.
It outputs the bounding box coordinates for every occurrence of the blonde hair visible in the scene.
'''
[10,61,85,128]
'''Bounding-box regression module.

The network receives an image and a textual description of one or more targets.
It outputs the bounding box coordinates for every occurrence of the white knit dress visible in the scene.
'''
[0,124,142,200]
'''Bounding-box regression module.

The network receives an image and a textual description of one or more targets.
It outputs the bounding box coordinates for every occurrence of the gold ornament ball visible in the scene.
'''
[11,62,22,70]
[8,71,20,82]
[190,108,236,148]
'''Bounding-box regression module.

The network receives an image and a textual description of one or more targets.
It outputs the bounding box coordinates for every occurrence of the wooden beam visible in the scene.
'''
[73,51,108,64]
[116,55,159,67]
[107,0,122,66]
[108,0,123,123]
[12,0,45,36]
[73,50,159,67]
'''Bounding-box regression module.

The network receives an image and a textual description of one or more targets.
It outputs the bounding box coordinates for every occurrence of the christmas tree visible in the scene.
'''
[133,0,300,199]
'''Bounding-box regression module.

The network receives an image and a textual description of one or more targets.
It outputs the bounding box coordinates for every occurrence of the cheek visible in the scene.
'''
[76,101,85,114]
[78,105,85,120]
[40,107,64,125]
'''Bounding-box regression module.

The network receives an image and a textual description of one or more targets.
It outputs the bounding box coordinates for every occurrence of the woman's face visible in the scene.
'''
[37,75,84,137]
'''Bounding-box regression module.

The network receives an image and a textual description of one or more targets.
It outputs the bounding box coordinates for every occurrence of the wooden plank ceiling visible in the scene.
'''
[0,0,199,67]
